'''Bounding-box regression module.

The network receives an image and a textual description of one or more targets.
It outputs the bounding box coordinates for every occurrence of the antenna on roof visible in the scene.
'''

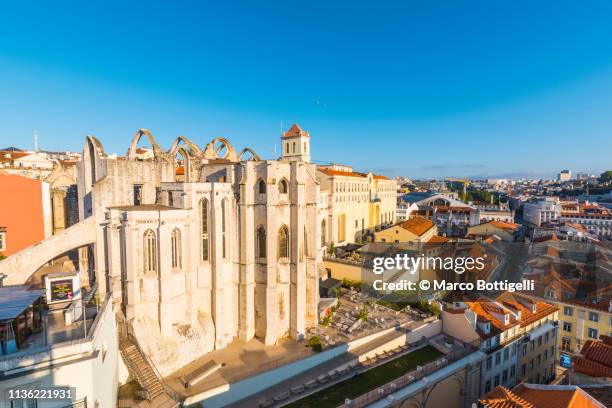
[34,129,40,152]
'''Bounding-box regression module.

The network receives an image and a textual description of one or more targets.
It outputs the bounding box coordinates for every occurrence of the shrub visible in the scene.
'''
[308,336,323,352]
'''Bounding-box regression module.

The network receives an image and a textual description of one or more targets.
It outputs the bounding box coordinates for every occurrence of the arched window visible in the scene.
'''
[221,198,228,259]
[256,226,266,258]
[171,228,182,269]
[199,198,209,261]
[292,142,296,153]
[258,179,266,194]
[143,229,157,274]
[303,226,308,259]
[286,142,289,154]
[321,219,326,247]
[279,179,288,194]
[278,225,289,259]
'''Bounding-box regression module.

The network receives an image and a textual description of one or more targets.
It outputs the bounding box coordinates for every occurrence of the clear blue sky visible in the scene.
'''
[1,1,611,179]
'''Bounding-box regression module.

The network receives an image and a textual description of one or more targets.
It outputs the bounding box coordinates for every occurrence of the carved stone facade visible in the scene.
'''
[77,127,321,375]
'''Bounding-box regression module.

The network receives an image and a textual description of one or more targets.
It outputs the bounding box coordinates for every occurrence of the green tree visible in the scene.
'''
[599,170,612,184]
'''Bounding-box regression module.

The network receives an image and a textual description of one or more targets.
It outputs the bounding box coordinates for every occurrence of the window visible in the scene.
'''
[278,225,289,259]
[0,231,5,251]
[561,337,571,352]
[510,365,516,378]
[279,179,288,194]
[563,322,572,332]
[221,199,227,259]
[521,364,526,375]
[589,312,599,322]
[486,356,492,370]
[564,306,573,316]
[257,227,266,259]
[143,229,157,274]
[495,352,501,365]
[485,380,491,393]
[292,142,296,153]
[199,198,209,261]
[588,328,598,339]
[258,179,266,194]
[502,369,508,383]
[171,228,181,269]
[133,184,143,205]
[321,220,326,247]
[544,349,548,360]
[504,348,509,361]
[494,375,499,387]
[538,336,542,346]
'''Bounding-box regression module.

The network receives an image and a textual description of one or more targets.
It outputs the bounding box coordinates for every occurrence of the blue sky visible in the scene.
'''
[1,1,611,179]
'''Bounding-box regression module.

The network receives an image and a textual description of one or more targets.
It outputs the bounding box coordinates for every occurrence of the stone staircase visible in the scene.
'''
[119,338,179,408]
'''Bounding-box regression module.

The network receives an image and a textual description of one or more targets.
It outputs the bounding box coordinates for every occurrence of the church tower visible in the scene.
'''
[281,124,310,163]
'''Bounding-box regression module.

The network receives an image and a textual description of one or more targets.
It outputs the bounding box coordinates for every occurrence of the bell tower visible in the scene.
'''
[281,124,310,163]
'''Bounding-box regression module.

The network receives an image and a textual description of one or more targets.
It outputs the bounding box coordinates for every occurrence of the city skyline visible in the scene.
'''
[1,1,612,179]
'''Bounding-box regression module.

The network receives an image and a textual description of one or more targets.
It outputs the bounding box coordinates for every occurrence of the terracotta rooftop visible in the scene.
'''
[317,168,366,179]
[489,220,521,231]
[428,235,450,243]
[282,123,309,139]
[480,384,607,408]
[496,292,558,327]
[573,337,612,378]
[397,216,435,237]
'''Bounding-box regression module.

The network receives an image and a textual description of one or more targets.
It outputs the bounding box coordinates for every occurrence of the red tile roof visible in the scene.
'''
[573,337,612,378]
[282,123,309,139]
[397,216,435,236]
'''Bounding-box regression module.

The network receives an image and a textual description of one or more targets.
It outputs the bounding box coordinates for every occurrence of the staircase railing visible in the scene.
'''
[117,316,182,403]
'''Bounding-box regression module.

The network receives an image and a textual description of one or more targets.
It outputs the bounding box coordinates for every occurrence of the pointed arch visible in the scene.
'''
[143,229,157,275]
[256,226,266,259]
[238,147,261,161]
[257,178,266,194]
[278,178,289,194]
[203,137,238,161]
[168,135,202,156]
[171,228,182,270]
[127,129,164,160]
[174,147,190,182]
[199,198,210,262]
[278,225,289,259]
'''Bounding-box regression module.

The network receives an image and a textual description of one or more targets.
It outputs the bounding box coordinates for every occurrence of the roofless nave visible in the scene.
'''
[0,124,397,376]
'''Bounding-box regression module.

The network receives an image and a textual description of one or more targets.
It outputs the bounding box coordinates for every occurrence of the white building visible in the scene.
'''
[558,170,572,182]
[523,199,562,226]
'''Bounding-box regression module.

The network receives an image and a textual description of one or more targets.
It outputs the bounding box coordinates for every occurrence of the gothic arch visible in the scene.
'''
[82,135,107,185]
[127,129,164,160]
[203,137,239,161]
[168,135,202,157]
[423,372,465,407]
[174,146,191,182]
[238,147,261,161]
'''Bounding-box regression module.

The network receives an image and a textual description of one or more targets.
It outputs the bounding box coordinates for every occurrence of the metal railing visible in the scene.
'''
[339,343,479,408]
[118,316,182,403]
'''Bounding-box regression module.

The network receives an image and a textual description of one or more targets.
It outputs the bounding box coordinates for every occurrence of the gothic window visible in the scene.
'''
[257,226,266,258]
[279,179,288,194]
[143,229,157,274]
[258,179,266,194]
[321,219,326,247]
[199,198,209,261]
[171,228,181,269]
[221,198,228,259]
[278,225,289,259]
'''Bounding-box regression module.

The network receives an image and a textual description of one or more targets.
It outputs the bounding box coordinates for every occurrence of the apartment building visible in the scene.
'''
[558,299,612,355]
[317,164,396,245]
[523,198,562,226]
[442,293,558,395]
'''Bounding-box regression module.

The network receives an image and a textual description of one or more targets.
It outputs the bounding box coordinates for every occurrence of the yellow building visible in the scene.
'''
[375,216,436,243]
[556,299,612,355]
[317,164,396,245]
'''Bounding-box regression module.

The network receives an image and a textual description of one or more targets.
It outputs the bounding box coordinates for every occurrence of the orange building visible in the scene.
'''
[0,173,52,256]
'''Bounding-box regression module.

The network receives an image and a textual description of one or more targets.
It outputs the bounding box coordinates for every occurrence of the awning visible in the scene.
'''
[0,286,44,321]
